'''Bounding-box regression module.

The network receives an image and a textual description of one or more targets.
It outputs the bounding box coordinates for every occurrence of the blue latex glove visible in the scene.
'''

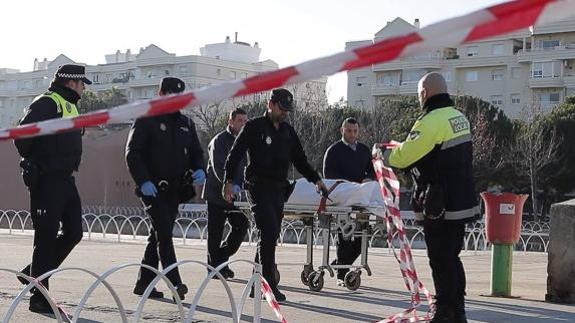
[141,181,158,197]
[192,169,206,185]
[232,184,242,195]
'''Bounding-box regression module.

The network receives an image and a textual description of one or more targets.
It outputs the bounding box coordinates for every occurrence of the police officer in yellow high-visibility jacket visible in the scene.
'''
[14,64,90,314]
[381,72,478,323]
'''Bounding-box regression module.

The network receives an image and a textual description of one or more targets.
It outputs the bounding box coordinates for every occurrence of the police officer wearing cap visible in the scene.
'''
[203,108,249,279]
[381,72,478,323]
[125,77,206,300]
[14,64,90,314]
[223,88,328,302]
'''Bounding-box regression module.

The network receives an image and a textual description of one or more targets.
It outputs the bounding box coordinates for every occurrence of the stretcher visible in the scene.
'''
[235,179,388,291]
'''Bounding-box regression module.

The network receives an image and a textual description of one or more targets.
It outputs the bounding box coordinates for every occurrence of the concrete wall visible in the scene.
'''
[0,128,141,210]
[546,198,575,303]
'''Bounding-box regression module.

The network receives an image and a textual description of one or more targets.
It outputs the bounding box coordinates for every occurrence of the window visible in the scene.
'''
[178,65,188,75]
[511,94,521,104]
[511,67,521,79]
[354,100,365,108]
[465,71,478,82]
[376,74,396,86]
[441,71,451,82]
[356,76,366,86]
[216,69,221,76]
[491,69,504,81]
[241,72,248,79]
[492,44,504,55]
[539,39,560,49]
[537,92,561,103]
[466,46,479,57]
[532,61,561,78]
[401,69,426,85]
[230,71,237,79]
[490,95,503,106]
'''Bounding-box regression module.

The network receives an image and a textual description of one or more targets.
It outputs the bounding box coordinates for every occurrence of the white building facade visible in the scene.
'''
[0,37,327,128]
[347,18,575,118]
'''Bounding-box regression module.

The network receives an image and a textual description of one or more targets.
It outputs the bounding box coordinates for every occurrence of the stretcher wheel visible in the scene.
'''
[301,270,310,286]
[307,271,324,292]
[344,270,361,291]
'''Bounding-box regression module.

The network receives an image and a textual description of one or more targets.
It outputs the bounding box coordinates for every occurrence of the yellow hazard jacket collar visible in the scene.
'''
[422,93,454,114]
[48,84,81,104]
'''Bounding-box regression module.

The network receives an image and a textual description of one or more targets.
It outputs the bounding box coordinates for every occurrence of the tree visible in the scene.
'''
[78,87,128,114]
[537,101,575,202]
[508,103,562,220]
[453,96,514,192]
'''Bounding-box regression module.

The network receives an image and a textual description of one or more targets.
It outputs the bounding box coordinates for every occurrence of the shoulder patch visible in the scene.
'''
[448,115,470,134]
[407,130,421,141]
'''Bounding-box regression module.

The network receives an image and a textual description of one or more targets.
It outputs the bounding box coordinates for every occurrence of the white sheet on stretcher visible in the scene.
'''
[286,179,386,217]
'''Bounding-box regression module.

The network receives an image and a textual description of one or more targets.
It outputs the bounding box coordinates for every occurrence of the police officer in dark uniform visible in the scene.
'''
[323,117,375,286]
[14,64,90,313]
[202,108,249,279]
[381,73,478,323]
[125,77,206,300]
[223,88,328,302]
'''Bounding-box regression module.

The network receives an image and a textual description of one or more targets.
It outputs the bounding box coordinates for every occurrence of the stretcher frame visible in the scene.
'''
[235,201,385,291]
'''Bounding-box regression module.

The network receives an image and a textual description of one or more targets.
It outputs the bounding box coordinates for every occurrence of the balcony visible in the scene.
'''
[371,82,418,96]
[517,44,575,63]
[564,75,575,88]
[528,76,564,88]
[371,85,399,96]
[373,53,444,72]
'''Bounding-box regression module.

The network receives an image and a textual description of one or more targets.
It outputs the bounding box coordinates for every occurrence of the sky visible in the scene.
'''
[0,0,504,103]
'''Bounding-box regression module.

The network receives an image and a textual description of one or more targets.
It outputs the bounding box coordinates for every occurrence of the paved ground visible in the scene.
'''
[0,232,574,322]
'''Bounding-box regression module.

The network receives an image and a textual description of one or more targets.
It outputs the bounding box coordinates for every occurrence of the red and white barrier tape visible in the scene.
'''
[373,144,433,323]
[260,276,288,323]
[2,0,574,141]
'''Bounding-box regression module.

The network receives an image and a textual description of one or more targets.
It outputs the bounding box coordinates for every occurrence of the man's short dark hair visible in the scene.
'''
[342,117,359,128]
[229,108,247,120]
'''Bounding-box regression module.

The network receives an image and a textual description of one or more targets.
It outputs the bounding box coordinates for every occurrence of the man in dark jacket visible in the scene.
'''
[382,72,478,323]
[125,77,205,301]
[223,88,328,302]
[323,117,375,286]
[14,64,89,314]
[202,108,249,279]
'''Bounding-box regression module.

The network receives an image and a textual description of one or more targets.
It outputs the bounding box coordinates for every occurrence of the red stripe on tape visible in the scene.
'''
[147,93,196,116]
[236,67,299,96]
[73,111,111,128]
[342,32,423,71]
[10,124,41,138]
[488,0,555,18]
[465,1,550,42]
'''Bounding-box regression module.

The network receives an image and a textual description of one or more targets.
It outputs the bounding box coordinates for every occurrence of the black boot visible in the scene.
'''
[133,283,164,299]
[430,304,455,323]
[272,288,286,303]
[17,264,31,286]
[173,283,188,301]
[29,293,54,314]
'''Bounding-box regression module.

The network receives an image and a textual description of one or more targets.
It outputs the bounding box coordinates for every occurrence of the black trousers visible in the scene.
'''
[335,233,362,279]
[207,203,249,267]
[29,175,83,290]
[424,219,466,313]
[246,182,285,290]
[137,191,182,287]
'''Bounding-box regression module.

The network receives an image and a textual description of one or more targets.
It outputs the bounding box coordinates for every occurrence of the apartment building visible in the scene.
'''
[0,36,327,128]
[347,18,575,118]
